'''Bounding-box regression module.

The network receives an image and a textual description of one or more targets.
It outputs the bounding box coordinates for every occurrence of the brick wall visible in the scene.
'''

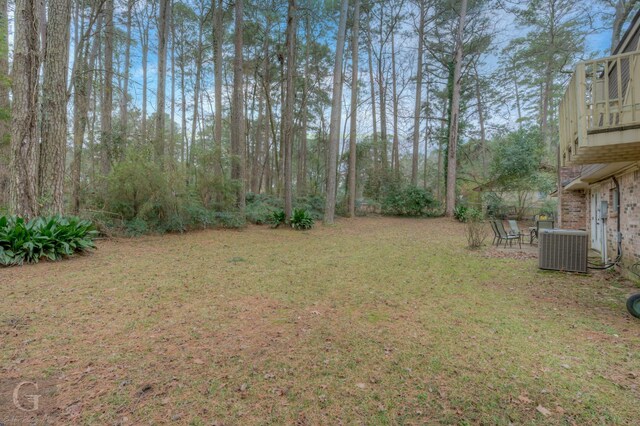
[559,166,587,230]
[589,167,640,275]
[561,189,587,230]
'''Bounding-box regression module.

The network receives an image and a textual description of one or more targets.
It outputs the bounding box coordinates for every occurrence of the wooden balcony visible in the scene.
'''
[560,50,640,166]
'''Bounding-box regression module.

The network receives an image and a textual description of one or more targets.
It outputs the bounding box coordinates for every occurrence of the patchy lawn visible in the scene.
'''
[2,217,640,425]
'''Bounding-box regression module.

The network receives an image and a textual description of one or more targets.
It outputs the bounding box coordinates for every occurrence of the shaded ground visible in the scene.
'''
[2,217,640,425]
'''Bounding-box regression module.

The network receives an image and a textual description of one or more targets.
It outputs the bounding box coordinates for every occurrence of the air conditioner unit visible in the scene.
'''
[539,229,588,273]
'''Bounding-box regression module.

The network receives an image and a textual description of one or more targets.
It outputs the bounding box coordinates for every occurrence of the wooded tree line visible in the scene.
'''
[0,0,637,225]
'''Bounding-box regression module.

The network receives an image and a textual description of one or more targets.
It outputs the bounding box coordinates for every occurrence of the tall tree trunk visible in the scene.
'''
[101,0,114,174]
[213,0,224,178]
[191,19,203,162]
[445,0,467,217]
[231,0,246,211]
[0,0,10,207]
[411,0,425,186]
[324,0,348,224]
[180,56,187,165]
[170,0,175,161]
[120,0,132,143]
[347,0,360,217]
[71,12,101,214]
[377,9,388,170]
[391,29,399,177]
[141,38,148,141]
[473,63,486,171]
[283,0,296,220]
[39,0,71,215]
[366,17,378,175]
[297,14,310,196]
[10,0,40,218]
[156,0,170,166]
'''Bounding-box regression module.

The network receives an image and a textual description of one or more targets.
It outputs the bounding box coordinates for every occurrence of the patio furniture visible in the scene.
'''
[493,220,522,248]
[530,220,555,244]
[489,220,500,246]
[507,220,526,239]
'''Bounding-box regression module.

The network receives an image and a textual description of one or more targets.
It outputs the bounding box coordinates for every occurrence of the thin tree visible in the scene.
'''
[283,0,297,220]
[445,0,467,217]
[156,0,170,165]
[120,0,133,142]
[231,0,246,211]
[411,0,426,186]
[39,0,71,215]
[213,0,224,178]
[101,0,114,174]
[324,0,349,224]
[347,0,360,217]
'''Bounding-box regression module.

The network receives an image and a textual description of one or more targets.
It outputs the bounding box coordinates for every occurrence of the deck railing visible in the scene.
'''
[560,49,640,164]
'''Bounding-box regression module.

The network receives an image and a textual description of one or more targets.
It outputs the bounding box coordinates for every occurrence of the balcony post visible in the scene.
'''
[575,62,587,148]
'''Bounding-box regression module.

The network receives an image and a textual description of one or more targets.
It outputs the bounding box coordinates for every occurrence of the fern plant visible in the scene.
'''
[269,210,286,228]
[290,208,314,230]
[0,216,98,266]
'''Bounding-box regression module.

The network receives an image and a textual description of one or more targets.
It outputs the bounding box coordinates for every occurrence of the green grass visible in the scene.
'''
[1,217,639,424]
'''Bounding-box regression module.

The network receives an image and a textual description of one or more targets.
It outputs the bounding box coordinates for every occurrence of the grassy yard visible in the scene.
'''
[2,217,640,425]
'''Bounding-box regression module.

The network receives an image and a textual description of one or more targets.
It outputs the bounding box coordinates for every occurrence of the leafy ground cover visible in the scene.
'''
[1,217,639,424]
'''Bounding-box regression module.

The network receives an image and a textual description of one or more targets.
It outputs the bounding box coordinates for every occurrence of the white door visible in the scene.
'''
[590,189,603,252]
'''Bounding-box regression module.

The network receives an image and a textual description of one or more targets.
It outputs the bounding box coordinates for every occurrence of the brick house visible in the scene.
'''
[558,10,640,276]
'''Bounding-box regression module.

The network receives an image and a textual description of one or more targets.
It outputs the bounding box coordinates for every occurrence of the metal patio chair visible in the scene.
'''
[494,220,522,248]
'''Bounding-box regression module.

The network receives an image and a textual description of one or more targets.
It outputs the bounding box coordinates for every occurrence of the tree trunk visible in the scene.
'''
[39,0,71,215]
[347,0,360,217]
[191,19,203,163]
[366,16,378,175]
[377,9,388,170]
[283,0,297,220]
[120,0,132,143]
[100,0,114,175]
[445,0,467,217]
[473,63,486,171]
[0,0,10,207]
[411,0,425,186]
[231,0,246,211]
[10,0,40,218]
[391,29,399,176]
[213,0,224,178]
[141,39,148,141]
[156,0,170,166]
[324,0,348,224]
[169,0,175,161]
[71,12,101,214]
[297,14,310,196]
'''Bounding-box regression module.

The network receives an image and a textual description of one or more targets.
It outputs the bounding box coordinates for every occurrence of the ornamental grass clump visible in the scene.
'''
[0,216,98,266]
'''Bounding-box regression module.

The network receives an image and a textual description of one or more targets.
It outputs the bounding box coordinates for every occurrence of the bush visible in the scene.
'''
[295,195,324,220]
[0,216,97,266]
[465,218,488,249]
[269,210,286,228]
[245,193,283,224]
[382,185,436,216]
[290,208,314,230]
[454,206,483,223]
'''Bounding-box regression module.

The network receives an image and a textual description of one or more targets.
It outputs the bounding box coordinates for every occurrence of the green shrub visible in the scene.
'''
[454,206,483,223]
[269,210,286,228]
[382,185,436,216]
[246,193,283,224]
[295,195,324,220]
[0,216,98,266]
[290,208,314,230]
[212,212,246,229]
